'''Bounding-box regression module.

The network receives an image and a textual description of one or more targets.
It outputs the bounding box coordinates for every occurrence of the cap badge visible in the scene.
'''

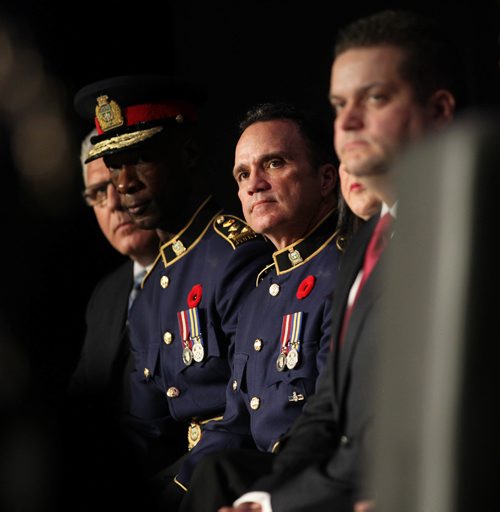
[95,95,124,131]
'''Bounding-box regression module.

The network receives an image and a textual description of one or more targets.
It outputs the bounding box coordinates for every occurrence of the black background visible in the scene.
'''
[0,0,498,434]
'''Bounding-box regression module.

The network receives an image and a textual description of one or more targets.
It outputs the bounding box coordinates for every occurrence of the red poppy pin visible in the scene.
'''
[187,284,203,308]
[296,275,315,300]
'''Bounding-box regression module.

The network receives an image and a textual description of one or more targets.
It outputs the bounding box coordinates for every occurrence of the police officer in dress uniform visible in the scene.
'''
[175,102,352,496]
[74,75,273,506]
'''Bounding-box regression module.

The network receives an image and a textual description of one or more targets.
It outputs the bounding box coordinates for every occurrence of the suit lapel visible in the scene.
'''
[91,261,133,385]
[332,217,377,336]
[337,260,385,402]
[336,218,393,404]
[330,217,377,403]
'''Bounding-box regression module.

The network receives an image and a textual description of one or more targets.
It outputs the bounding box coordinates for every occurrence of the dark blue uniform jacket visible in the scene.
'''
[127,196,272,454]
[177,209,342,486]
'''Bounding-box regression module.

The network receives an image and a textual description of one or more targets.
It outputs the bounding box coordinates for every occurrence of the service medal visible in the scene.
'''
[183,347,193,366]
[286,348,299,369]
[192,342,205,363]
[276,352,287,372]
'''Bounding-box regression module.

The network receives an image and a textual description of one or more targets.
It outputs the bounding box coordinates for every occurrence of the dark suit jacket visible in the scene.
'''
[253,215,382,512]
[64,259,158,512]
[69,259,133,411]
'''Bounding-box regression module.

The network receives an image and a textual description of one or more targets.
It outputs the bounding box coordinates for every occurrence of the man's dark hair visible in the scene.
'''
[239,102,336,169]
[334,9,466,108]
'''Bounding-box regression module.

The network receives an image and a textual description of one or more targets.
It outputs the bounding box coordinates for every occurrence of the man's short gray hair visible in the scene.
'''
[80,128,98,186]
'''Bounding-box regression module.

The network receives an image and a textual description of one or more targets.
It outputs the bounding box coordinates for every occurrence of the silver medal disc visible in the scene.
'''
[276,352,287,372]
[192,342,205,363]
[183,347,193,366]
[286,348,299,369]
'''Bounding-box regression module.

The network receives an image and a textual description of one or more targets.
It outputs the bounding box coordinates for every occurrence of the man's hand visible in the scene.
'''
[354,499,375,512]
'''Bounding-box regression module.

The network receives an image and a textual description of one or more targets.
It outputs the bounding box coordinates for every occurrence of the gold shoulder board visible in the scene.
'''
[213,215,258,249]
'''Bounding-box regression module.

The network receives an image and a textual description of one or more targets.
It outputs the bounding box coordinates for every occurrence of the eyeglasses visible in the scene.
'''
[82,180,112,207]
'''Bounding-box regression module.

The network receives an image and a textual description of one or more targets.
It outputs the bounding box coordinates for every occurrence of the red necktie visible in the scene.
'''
[338,212,393,345]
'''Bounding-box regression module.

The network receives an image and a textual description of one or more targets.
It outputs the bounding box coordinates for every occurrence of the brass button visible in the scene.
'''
[160,275,170,288]
[232,379,238,391]
[216,215,225,224]
[250,396,260,410]
[269,283,280,296]
[166,387,180,398]
[143,368,150,378]
[163,331,173,344]
[340,435,350,446]
[254,338,263,351]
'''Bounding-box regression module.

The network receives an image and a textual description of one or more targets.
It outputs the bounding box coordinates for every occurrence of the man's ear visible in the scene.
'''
[428,89,456,128]
[319,163,337,197]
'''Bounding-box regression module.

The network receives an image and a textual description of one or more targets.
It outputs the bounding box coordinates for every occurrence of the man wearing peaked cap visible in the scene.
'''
[73,74,272,508]
[74,74,206,164]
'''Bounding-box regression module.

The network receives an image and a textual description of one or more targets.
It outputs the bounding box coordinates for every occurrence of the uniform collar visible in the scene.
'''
[159,195,222,268]
[270,208,339,276]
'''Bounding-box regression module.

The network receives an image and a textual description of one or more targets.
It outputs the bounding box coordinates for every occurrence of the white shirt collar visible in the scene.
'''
[381,201,398,219]
[132,260,150,282]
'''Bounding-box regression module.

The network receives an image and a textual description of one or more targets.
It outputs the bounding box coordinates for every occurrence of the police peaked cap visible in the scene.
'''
[74,74,207,162]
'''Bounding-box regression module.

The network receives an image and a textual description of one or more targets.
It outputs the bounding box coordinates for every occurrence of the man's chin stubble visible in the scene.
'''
[342,154,390,178]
